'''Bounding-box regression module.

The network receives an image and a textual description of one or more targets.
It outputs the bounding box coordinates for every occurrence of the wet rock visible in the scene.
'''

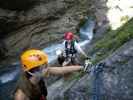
[99,39,133,100]
[47,39,133,100]
[0,0,92,63]
[70,39,133,100]
[0,0,36,11]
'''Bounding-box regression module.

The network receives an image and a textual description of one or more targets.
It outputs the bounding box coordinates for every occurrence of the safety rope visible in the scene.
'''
[92,64,103,100]
[87,63,105,100]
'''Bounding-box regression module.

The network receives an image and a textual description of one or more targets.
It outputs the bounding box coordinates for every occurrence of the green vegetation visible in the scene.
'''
[121,15,129,22]
[91,18,133,64]
[69,18,133,80]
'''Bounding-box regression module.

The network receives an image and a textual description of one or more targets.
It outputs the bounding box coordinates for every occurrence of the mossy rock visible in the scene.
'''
[91,18,133,64]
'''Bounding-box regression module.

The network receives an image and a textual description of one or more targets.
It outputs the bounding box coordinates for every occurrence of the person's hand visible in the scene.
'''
[56,49,63,56]
[83,58,92,72]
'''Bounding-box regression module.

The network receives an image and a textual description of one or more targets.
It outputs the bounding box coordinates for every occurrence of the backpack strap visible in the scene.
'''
[39,79,48,97]
[70,40,77,55]
[65,40,77,56]
[65,41,69,57]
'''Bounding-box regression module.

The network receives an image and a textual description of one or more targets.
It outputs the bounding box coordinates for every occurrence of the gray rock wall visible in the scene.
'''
[47,39,133,100]
[0,0,93,61]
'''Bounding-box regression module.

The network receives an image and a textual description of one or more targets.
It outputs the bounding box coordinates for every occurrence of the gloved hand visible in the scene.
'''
[83,58,92,72]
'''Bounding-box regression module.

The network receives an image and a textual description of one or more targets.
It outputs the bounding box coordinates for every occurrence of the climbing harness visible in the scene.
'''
[65,40,77,57]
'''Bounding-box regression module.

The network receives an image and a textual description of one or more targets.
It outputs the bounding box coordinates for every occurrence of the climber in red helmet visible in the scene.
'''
[64,32,74,40]
[57,32,89,67]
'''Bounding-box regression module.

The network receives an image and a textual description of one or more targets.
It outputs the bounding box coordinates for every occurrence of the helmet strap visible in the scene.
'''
[25,71,32,79]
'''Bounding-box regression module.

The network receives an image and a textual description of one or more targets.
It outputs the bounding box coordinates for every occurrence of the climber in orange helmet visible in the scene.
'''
[14,49,91,100]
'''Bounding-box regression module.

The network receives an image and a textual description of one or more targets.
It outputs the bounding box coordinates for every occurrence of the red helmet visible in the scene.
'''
[64,32,74,40]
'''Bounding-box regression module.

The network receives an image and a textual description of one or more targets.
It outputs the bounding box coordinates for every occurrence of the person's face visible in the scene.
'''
[27,64,48,79]
[67,40,71,43]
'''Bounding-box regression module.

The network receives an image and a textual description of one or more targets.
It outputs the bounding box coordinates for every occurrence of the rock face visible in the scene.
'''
[0,0,133,100]
[99,39,133,100]
[47,39,133,100]
[0,0,93,61]
[0,0,36,11]
[1,0,132,62]
[0,0,115,62]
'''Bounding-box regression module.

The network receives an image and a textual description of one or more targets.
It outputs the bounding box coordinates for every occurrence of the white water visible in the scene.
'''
[0,18,95,85]
[80,19,95,40]
[0,69,19,84]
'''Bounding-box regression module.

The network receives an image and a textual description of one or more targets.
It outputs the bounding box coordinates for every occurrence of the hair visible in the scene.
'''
[13,72,41,100]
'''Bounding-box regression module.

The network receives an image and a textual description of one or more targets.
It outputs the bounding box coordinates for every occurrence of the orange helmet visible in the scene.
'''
[21,49,48,71]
